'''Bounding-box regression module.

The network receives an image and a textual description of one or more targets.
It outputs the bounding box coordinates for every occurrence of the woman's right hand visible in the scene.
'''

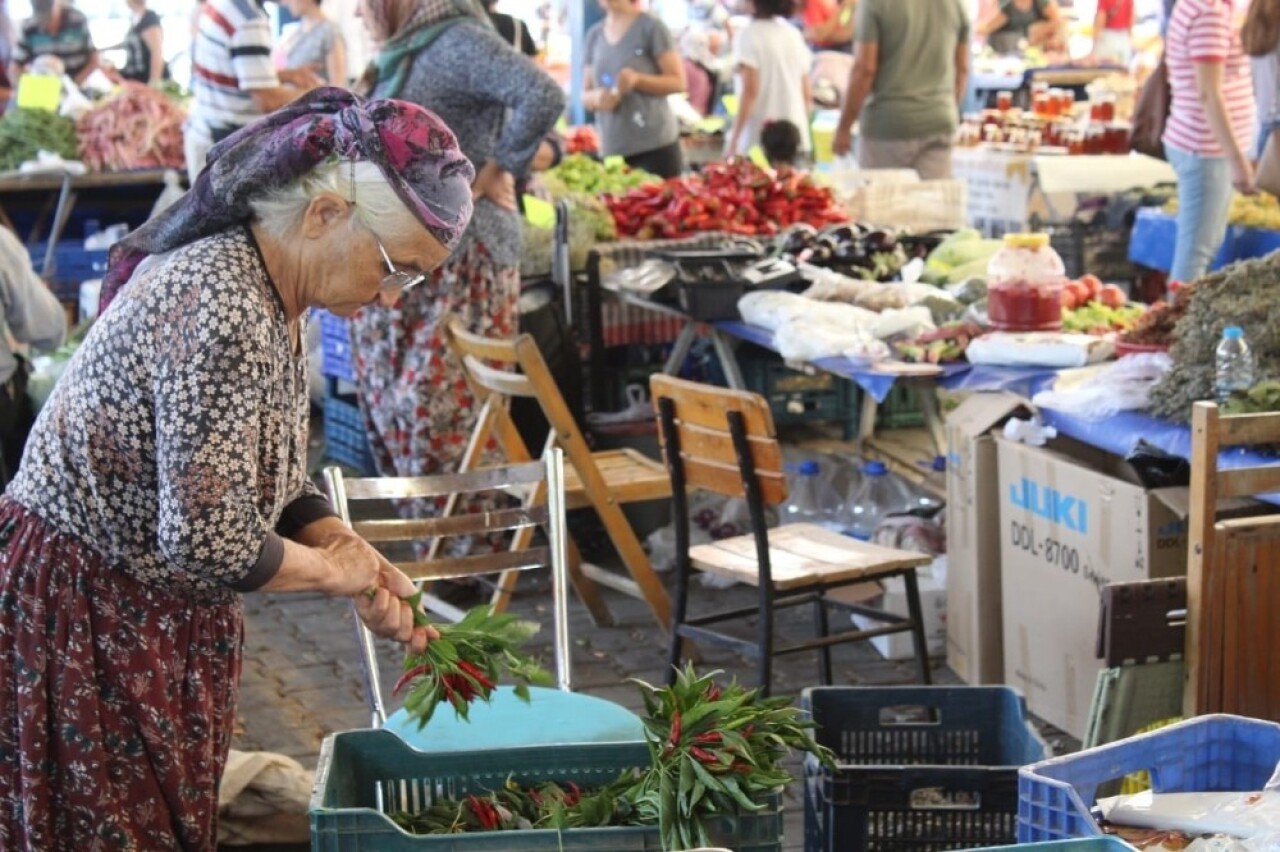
[592,88,621,113]
[319,534,436,654]
[1232,157,1257,195]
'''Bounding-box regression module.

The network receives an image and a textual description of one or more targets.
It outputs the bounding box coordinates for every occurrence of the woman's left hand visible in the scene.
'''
[615,68,640,95]
[354,558,439,655]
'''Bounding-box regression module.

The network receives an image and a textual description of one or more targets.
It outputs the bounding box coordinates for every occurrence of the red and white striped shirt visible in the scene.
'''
[191,0,279,140]
[1163,0,1255,157]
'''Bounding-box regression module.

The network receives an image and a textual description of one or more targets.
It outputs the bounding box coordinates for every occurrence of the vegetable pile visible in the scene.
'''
[0,109,78,172]
[1059,277,1145,335]
[390,600,552,728]
[387,664,834,850]
[76,82,186,172]
[779,223,908,282]
[1119,285,1192,349]
[543,153,658,196]
[920,228,1003,286]
[563,126,601,156]
[605,159,848,239]
[894,321,985,364]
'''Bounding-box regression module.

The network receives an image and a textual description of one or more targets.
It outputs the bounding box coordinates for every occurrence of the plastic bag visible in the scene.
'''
[870,305,935,340]
[1126,439,1192,489]
[1098,790,1280,839]
[1032,353,1172,420]
[603,260,676,297]
[967,331,1115,368]
[738,290,839,331]
[774,320,877,361]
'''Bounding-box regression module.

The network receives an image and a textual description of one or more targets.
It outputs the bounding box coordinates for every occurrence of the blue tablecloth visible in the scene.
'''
[1129,207,1280,275]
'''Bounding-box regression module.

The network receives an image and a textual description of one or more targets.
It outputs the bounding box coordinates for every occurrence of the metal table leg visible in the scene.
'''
[662,322,699,377]
[41,174,76,278]
[709,327,745,390]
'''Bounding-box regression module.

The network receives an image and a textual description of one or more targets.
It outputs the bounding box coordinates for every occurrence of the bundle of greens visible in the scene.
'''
[0,109,78,172]
[1148,255,1280,422]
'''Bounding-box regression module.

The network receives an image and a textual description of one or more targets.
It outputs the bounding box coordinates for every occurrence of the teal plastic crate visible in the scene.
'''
[1018,714,1280,842]
[310,729,784,851]
[802,686,1048,852]
[876,384,925,430]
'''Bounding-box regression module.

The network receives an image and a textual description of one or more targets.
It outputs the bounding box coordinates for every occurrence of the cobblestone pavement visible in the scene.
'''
[232,557,1077,851]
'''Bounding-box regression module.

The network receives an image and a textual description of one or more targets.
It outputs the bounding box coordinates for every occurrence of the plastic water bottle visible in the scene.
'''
[1215,325,1256,404]
[843,461,897,540]
[903,456,947,515]
[782,460,843,531]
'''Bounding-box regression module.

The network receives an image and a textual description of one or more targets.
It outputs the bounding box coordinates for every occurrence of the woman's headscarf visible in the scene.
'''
[360,0,491,98]
[99,88,475,311]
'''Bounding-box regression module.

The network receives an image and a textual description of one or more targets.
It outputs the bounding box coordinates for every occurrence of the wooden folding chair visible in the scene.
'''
[443,317,672,631]
[650,374,933,695]
[1185,402,1280,720]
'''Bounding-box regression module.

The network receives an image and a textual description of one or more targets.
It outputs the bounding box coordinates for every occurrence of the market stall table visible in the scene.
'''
[1127,207,1280,275]
[971,63,1127,109]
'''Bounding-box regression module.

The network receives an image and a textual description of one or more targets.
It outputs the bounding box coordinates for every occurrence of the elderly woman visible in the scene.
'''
[0,89,470,848]
[351,0,563,558]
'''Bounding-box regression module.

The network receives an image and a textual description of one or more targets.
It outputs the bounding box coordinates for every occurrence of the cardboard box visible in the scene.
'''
[997,436,1188,738]
[944,393,1027,686]
[848,567,947,660]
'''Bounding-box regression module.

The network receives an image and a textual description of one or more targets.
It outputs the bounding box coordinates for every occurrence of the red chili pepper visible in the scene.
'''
[669,710,682,749]
[457,660,496,691]
[392,662,433,697]
[564,781,582,807]
[704,683,722,701]
[690,746,719,764]
[693,731,722,745]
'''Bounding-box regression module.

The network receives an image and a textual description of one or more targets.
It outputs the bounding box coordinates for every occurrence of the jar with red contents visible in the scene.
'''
[986,233,1067,332]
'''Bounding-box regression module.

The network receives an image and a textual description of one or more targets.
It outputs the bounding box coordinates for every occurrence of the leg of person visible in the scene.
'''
[183,123,213,185]
[0,499,242,849]
[624,141,685,178]
[912,133,955,180]
[857,135,921,171]
[1166,143,1232,283]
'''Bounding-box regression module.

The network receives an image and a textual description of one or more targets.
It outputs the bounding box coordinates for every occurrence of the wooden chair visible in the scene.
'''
[1185,402,1280,720]
[443,317,673,632]
[323,450,644,748]
[650,374,934,695]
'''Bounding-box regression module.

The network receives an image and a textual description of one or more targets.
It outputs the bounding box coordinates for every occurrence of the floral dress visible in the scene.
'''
[0,226,324,850]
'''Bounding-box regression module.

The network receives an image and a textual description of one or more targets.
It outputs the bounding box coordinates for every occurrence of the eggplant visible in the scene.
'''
[865,229,897,253]
[832,239,865,264]
[821,224,857,244]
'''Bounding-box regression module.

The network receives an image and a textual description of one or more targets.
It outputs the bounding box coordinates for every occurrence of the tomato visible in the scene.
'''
[1079,274,1103,300]
[1098,284,1127,309]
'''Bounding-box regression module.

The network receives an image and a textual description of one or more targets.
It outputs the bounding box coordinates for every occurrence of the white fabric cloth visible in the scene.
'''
[731,18,813,155]
[217,749,314,846]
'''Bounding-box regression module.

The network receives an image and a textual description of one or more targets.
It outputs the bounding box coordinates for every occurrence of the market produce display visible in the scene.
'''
[778,223,909,282]
[1060,275,1145,334]
[0,109,78,172]
[1165,191,1280,231]
[76,82,186,172]
[1149,255,1280,421]
[920,228,1003,286]
[387,665,832,849]
[1119,286,1192,350]
[543,153,658,196]
[563,126,600,156]
[605,159,847,239]
[893,321,985,364]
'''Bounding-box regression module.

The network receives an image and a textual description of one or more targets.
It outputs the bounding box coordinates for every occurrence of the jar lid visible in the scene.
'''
[1003,232,1050,250]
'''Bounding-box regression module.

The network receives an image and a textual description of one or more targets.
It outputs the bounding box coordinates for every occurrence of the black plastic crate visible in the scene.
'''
[739,345,857,439]
[802,686,1048,852]
[675,259,745,321]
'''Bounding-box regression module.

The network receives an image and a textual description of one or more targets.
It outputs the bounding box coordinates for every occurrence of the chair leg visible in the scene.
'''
[902,568,933,685]
[757,581,774,697]
[814,595,833,686]
[667,555,691,686]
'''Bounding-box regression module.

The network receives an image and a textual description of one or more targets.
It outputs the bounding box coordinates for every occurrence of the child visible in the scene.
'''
[761,119,803,171]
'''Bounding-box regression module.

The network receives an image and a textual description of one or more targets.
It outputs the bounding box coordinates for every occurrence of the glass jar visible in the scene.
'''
[997,90,1014,111]
[986,232,1067,332]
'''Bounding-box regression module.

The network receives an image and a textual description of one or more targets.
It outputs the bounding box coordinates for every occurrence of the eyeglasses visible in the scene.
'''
[373,236,427,294]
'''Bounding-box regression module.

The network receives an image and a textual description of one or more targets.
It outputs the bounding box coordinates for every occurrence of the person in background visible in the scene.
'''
[0,225,64,486]
[1243,0,1280,158]
[485,0,538,57]
[187,0,323,183]
[0,1,12,104]
[725,0,812,159]
[278,0,348,85]
[1164,0,1256,283]
[584,0,687,178]
[10,0,99,88]
[761,118,802,170]
[0,89,455,848]
[833,0,969,179]
[805,0,856,52]
[351,0,562,577]
[1091,0,1135,66]
[120,0,167,85]
[977,0,1066,55]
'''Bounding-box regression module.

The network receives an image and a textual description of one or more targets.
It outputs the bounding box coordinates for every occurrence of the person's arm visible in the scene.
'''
[976,8,1009,37]
[726,63,760,155]
[617,22,686,97]
[72,50,100,85]
[0,228,65,353]
[144,22,165,84]
[833,41,878,156]
[1091,4,1110,56]
[326,31,348,87]
[1196,61,1255,192]
[956,11,971,106]
[518,20,539,57]
[233,17,309,113]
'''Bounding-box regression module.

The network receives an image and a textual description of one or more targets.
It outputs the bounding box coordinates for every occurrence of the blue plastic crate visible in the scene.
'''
[317,309,357,382]
[324,392,376,475]
[27,241,110,300]
[310,728,784,851]
[1018,714,1280,843]
[966,839,1134,851]
[802,686,1048,852]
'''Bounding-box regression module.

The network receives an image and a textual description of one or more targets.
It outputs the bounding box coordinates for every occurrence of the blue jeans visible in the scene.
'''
[1164,142,1233,283]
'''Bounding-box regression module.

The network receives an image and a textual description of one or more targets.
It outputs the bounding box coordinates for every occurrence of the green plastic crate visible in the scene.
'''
[875,384,925,430]
[310,729,784,851]
[739,346,857,439]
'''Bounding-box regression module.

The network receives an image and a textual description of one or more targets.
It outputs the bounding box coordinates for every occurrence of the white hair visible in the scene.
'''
[248,159,421,244]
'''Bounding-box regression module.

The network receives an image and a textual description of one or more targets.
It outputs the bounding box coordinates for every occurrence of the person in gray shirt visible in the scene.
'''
[584,0,687,177]
[0,224,66,483]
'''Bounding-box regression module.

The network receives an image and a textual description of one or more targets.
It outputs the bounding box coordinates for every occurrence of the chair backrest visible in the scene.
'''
[649,374,787,505]
[323,450,571,726]
[1186,402,1280,719]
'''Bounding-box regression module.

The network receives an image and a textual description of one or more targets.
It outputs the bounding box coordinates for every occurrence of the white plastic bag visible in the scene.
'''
[774,320,876,361]
[1098,790,1280,839]
[1033,353,1172,419]
[737,290,822,331]
[966,332,1115,368]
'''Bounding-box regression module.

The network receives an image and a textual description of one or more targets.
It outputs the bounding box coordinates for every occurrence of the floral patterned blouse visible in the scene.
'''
[8,227,331,601]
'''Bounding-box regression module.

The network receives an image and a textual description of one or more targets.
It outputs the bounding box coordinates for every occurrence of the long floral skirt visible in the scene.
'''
[0,498,244,851]
[351,240,519,556]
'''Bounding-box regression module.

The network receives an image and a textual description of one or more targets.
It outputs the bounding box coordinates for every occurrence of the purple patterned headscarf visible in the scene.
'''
[99,88,475,311]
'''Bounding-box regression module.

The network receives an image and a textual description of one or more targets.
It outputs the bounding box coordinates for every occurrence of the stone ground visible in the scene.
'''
[223,425,1079,851]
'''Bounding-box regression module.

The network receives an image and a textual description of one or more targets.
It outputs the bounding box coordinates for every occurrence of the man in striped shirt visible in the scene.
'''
[10,0,99,88]
[186,0,321,181]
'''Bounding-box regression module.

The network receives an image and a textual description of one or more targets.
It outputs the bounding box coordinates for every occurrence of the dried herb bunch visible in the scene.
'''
[1148,255,1280,421]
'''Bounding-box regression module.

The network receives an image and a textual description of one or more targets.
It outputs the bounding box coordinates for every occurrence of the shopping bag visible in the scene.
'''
[1130,55,1171,160]
[1257,131,1280,197]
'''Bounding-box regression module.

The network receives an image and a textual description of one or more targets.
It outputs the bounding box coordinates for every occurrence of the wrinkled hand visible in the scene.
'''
[1232,158,1257,195]
[280,65,324,90]
[354,562,438,655]
[615,68,640,95]
[473,161,518,212]
[833,125,854,158]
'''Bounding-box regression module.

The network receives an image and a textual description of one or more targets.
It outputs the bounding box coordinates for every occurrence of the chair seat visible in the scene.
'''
[689,523,932,591]
[563,448,672,508]
[381,686,645,752]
